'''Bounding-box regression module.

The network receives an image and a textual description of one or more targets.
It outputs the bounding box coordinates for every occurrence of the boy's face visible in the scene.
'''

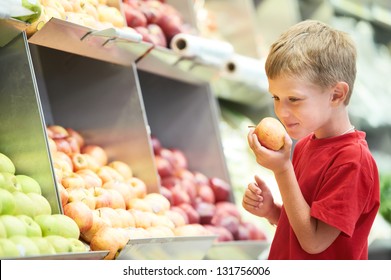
[268,76,334,140]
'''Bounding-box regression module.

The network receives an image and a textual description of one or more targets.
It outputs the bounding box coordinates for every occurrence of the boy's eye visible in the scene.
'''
[289,97,300,102]
[272,96,280,101]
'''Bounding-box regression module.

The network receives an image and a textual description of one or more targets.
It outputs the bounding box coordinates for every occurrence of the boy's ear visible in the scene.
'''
[331,82,349,104]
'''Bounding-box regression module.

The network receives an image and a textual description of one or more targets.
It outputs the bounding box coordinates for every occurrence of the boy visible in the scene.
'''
[243,20,380,259]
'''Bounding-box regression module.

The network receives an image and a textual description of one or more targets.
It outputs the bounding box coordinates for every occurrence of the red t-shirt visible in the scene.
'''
[268,131,380,259]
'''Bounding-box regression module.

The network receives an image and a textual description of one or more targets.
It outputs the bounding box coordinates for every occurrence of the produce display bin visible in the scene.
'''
[116,235,217,260]
[137,69,232,190]
[204,240,270,260]
[29,45,161,194]
[0,25,60,214]
[6,250,110,260]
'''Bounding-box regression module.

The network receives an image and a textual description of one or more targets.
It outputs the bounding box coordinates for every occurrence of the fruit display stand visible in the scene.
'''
[1,1,271,260]
[204,240,270,260]
[116,235,216,260]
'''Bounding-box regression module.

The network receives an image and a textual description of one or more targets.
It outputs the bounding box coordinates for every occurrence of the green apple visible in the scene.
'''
[27,193,52,216]
[30,237,56,255]
[44,235,71,253]
[0,189,16,215]
[0,238,21,258]
[0,221,6,239]
[9,235,40,257]
[34,214,80,239]
[15,174,42,195]
[13,191,36,217]
[0,215,27,237]
[14,0,42,24]
[0,172,22,193]
[17,215,42,237]
[0,153,16,174]
[68,238,87,253]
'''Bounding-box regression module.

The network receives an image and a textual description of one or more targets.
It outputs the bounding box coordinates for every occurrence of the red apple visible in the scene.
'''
[161,176,180,189]
[194,201,216,225]
[204,225,234,242]
[242,221,267,241]
[193,171,209,186]
[211,214,240,238]
[170,206,189,224]
[150,135,162,155]
[197,184,215,204]
[171,186,190,206]
[180,179,197,203]
[215,201,241,221]
[147,23,167,47]
[155,155,174,178]
[123,3,147,28]
[160,186,173,205]
[177,203,200,224]
[170,149,188,170]
[63,201,93,233]
[235,223,251,241]
[209,177,231,202]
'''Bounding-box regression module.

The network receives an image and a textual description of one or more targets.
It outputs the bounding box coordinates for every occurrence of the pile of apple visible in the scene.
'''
[27,0,135,36]
[0,152,86,259]
[152,136,267,243]
[47,125,213,260]
[122,0,195,47]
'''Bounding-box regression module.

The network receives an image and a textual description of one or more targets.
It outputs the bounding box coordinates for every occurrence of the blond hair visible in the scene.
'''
[265,20,357,104]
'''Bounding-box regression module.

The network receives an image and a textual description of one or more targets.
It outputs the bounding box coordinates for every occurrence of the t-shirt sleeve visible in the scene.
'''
[310,161,373,237]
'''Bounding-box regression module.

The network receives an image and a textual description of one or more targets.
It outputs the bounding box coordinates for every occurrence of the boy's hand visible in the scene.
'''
[247,128,292,174]
[242,175,275,220]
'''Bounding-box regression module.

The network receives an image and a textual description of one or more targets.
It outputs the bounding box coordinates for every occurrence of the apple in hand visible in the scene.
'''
[0,189,16,215]
[0,153,16,174]
[15,174,42,194]
[253,117,286,151]
[63,201,93,233]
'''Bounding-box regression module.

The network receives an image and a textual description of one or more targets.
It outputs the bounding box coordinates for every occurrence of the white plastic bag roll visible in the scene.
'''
[170,33,234,67]
[223,54,268,87]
